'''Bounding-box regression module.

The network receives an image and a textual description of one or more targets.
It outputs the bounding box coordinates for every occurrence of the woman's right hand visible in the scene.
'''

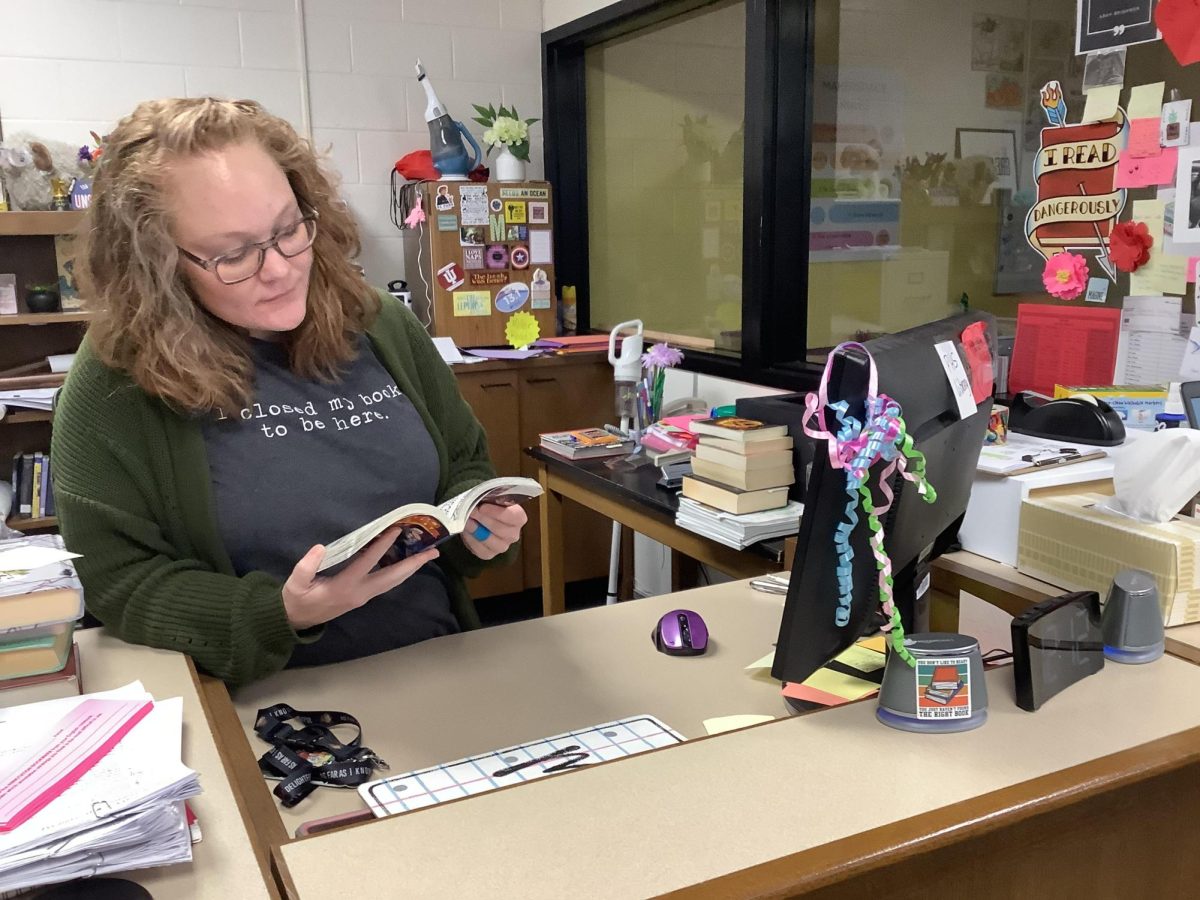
[282,526,439,630]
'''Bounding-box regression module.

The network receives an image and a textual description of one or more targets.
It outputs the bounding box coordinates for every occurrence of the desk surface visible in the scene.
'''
[528,445,689,521]
[232,582,790,833]
[271,598,1200,898]
[77,629,272,900]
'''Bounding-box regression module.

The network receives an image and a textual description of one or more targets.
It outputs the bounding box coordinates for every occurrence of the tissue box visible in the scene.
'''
[960,463,1114,567]
[1018,491,1200,626]
[1053,385,1167,432]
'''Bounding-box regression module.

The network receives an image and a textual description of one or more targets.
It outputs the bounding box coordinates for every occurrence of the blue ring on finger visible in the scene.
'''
[470,523,492,542]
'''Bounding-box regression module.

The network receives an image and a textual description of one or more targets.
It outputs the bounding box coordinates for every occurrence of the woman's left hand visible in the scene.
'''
[463,503,527,560]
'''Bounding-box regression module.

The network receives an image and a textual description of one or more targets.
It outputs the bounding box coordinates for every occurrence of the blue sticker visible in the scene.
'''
[495,282,530,313]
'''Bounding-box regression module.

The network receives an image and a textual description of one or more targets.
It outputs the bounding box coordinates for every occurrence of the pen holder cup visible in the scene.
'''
[1102,569,1164,664]
[876,633,988,733]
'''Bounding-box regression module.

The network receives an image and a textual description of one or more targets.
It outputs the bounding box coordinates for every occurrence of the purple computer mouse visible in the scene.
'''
[652,609,709,656]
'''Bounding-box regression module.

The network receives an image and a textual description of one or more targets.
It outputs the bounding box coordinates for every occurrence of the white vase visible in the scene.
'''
[494,146,527,183]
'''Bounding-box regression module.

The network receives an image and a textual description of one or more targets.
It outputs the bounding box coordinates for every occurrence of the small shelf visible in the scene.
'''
[2,410,52,424]
[0,311,92,326]
[5,515,57,531]
[0,211,86,237]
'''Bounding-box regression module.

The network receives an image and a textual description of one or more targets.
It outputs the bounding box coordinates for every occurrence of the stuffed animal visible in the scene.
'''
[0,133,88,210]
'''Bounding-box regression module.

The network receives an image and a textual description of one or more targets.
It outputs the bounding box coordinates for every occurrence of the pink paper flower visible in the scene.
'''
[1042,252,1089,300]
[641,342,684,370]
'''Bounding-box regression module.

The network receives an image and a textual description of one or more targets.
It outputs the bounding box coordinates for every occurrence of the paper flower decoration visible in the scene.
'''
[505,311,539,349]
[641,343,684,370]
[1109,221,1153,273]
[1042,252,1089,300]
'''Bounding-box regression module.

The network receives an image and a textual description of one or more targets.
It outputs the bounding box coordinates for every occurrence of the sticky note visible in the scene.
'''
[1189,258,1200,284]
[1081,85,1121,123]
[1130,200,1189,296]
[702,715,775,736]
[859,635,887,653]
[451,290,491,317]
[833,643,886,673]
[1127,82,1166,120]
[1114,146,1179,188]
[1128,118,1163,158]
[744,651,775,672]
[797,667,879,701]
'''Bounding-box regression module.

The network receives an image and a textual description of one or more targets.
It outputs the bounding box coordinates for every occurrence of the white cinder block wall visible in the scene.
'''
[0,0,544,286]
[304,0,544,284]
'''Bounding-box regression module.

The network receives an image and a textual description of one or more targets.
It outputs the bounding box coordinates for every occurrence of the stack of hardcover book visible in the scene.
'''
[0,535,84,707]
[675,417,802,548]
[681,417,795,513]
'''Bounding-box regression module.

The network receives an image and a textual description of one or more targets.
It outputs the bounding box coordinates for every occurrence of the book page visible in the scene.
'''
[438,478,543,526]
[318,503,444,571]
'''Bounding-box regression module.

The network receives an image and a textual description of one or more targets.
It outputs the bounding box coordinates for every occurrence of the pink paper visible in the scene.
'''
[1114,146,1179,188]
[1189,258,1200,284]
[1128,117,1164,158]
[0,699,153,833]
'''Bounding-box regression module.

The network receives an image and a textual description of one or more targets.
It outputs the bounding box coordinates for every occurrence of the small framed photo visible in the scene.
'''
[955,127,1019,194]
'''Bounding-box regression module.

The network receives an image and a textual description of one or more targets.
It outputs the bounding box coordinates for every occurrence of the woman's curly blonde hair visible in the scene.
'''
[80,97,379,414]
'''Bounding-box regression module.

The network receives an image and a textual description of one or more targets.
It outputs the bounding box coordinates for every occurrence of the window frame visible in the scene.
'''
[543,0,820,392]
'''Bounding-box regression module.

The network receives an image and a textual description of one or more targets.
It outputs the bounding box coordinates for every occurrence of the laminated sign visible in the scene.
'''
[1026,81,1127,280]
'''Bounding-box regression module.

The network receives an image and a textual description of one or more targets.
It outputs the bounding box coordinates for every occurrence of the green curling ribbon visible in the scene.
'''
[858,485,916,667]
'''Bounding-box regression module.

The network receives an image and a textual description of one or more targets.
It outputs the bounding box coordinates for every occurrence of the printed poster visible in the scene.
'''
[1026,81,1127,279]
[1076,0,1161,55]
[458,185,490,226]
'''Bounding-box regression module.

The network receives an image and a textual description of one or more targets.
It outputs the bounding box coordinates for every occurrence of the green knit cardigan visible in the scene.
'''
[51,297,515,688]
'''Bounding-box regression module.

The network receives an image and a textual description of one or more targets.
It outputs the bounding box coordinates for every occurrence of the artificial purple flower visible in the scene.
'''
[641,342,683,370]
[77,146,92,163]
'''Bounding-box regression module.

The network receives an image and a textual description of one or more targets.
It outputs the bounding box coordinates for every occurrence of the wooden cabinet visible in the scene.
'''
[0,211,89,533]
[454,355,614,599]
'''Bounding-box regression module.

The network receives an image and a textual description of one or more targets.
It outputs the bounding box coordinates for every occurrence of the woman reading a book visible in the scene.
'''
[51,98,526,687]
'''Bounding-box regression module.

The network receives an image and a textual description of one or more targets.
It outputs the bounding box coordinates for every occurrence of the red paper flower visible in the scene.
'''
[1109,221,1153,273]
[1042,252,1089,300]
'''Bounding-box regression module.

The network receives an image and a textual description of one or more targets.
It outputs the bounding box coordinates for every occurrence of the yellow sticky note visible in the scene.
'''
[1081,85,1121,124]
[452,290,491,317]
[802,667,880,701]
[1128,200,1189,296]
[833,643,887,673]
[702,714,775,736]
[744,651,775,672]
[859,635,887,653]
[1128,82,1166,120]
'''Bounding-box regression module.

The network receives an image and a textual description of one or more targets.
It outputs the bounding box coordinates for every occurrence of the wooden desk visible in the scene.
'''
[1166,622,1200,666]
[528,447,782,615]
[74,629,274,899]
[216,581,1200,898]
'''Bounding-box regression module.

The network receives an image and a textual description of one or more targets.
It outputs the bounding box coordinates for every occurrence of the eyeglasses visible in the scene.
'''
[178,210,319,285]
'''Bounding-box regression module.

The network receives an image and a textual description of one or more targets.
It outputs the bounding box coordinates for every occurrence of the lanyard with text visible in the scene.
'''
[254,703,388,807]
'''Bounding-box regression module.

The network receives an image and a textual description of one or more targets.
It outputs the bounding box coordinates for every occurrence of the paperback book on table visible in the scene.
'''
[539,428,633,460]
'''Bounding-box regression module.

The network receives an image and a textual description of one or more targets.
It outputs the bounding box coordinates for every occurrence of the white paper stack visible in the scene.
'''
[0,389,58,412]
[0,682,201,893]
[675,498,804,549]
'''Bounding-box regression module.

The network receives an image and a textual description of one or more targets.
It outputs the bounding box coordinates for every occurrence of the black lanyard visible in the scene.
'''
[254,703,388,807]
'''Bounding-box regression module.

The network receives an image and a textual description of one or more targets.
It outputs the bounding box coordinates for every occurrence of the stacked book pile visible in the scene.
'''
[0,682,201,892]
[0,535,84,707]
[675,416,803,548]
[539,427,634,460]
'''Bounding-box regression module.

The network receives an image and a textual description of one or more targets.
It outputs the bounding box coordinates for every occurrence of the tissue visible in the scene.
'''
[1105,429,1200,523]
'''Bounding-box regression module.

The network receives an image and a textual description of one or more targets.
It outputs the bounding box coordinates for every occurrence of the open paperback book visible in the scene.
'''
[317,476,543,572]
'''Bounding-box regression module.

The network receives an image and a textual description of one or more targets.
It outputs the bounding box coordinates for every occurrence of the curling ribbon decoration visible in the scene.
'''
[800,343,938,666]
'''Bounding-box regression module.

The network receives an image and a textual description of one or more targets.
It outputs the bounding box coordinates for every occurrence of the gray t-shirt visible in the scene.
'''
[201,336,458,667]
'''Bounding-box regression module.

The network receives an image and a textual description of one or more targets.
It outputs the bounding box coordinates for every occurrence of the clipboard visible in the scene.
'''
[976,433,1108,477]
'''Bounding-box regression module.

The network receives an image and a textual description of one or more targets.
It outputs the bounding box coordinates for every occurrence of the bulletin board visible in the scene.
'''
[421,180,557,348]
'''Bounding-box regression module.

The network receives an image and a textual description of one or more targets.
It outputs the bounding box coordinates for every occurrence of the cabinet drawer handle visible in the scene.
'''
[526,377,558,385]
[481,382,513,389]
